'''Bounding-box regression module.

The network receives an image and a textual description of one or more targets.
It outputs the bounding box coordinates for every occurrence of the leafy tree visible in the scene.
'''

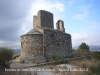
[0,48,14,68]
[78,42,89,52]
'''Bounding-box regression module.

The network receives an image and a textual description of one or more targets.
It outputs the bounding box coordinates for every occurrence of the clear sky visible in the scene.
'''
[0,0,100,49]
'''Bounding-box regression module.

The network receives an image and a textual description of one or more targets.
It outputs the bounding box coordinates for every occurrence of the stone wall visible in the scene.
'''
[33,15,41,29]
[42,29,72,59]
[56,20,65,32]
[33,10,54,29]
[20,34,43,57]
[16,10,72,63]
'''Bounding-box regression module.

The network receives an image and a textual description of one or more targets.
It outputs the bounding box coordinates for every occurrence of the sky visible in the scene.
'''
[0,0,100,49]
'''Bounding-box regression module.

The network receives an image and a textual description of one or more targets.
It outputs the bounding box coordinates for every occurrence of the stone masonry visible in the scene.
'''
[56,20,65,32]
[15,10,72,63]
[33,10,54,29]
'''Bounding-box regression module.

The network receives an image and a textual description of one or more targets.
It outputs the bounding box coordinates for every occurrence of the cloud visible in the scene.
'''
[28,0,65,29]
[73,5,91,20]
[73,13,87,20]
[68,0,75,6]
[0,0,33,48]
[81,21,100,33]
[72,20,100,47]
[0,0,65,49]
[0,40,20,49]
[30,0,64,15]
[72,32,100,47]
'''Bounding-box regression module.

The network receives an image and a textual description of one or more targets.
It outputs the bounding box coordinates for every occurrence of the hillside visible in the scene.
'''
[13,49,21,53]
[0,48,21,53]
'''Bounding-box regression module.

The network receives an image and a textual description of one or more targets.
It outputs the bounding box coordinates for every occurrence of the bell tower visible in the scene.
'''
[33,10,54,29]
[56,20,65,32]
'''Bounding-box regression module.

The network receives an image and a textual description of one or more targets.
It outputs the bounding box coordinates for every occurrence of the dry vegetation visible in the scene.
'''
[71,59,100,75]
[35,60,40,64]
[0,47,100,75]
[72,50,90,57]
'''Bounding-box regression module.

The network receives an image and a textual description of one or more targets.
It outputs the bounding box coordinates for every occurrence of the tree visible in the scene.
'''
[78,42,89,52]
[0,48,14,68]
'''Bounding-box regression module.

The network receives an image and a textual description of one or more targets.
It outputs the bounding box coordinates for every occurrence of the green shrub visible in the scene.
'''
[93,51,100,61]
[50,56,66,62]
[53,56,60,61]
[0,48,14,68]
[78,42,89,52]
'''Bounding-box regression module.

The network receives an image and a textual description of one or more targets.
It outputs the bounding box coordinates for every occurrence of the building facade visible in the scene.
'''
[15,10,72,63]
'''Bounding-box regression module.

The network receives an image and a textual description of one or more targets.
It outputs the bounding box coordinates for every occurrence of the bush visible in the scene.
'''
[78,42,89,52]
[51,56,66,62]
[72,50,89,57]
[0,48,14,68]
[93,51,100,60]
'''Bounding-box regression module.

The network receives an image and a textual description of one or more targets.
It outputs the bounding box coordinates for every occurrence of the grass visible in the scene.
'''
[70,59,100,75]
[35,60,40,64]
[93,51,100,61]
[49,56,66,62]
[72,50,89,57]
